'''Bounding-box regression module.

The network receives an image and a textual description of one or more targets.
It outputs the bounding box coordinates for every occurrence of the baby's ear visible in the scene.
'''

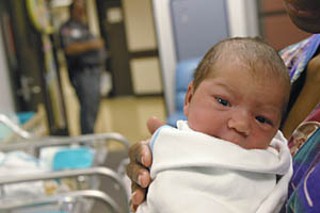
[183,82,195,116]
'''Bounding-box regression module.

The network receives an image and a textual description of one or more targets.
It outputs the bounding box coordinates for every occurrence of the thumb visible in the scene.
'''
[147,116,165,134]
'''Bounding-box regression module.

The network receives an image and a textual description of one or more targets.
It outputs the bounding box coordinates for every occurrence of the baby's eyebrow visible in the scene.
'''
[212,81,234,92]
[255,99,281,112]
[255,106,281,121]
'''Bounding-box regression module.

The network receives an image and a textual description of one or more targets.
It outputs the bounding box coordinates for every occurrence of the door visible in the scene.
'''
[1,0,68,135]
[96,0,133,96]
[171,0,229,61]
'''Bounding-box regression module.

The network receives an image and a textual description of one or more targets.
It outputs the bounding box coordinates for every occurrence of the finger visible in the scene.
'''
[131,185,147,206]
[126,160,151,188]
[147,116,165,134]
[129,180,147,212]
[130,202,138,213]
[128,140,152,168]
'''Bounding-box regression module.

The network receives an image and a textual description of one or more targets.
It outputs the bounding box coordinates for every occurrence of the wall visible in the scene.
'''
[0,21,15,115]
[258,0,310,50]
[171,0,229,61]
[152,0,259,116]
[123,0,162,95]
[87,0,100,36]
[123,0,157,51]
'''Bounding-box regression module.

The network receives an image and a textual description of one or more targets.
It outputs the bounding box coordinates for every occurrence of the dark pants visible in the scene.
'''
[70,66,101,134]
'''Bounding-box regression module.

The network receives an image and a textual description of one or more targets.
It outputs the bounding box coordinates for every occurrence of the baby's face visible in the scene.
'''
[184,60,287,149]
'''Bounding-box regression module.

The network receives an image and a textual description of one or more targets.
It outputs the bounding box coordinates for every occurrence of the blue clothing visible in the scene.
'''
[70,67,100,134]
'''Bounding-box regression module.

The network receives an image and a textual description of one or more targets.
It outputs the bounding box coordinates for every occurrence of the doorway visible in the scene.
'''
[96,0,133,96]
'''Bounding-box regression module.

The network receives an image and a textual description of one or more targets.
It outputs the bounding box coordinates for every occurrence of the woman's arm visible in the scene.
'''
[282,54,320,138]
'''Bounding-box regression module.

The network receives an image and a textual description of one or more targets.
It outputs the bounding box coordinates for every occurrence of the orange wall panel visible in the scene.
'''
[260,0,286,12]
[262,14,311,50]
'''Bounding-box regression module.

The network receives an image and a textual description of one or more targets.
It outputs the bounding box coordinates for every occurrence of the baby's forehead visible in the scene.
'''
[210,58,290,96]
[217,54,284,77]
[212,56,274,75]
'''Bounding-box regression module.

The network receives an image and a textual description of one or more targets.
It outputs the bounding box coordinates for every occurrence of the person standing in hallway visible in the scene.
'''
[59,1,106,134]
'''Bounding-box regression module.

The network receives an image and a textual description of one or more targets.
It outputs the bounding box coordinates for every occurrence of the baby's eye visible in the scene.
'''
[215,97,230,107]
[256,116,273,125]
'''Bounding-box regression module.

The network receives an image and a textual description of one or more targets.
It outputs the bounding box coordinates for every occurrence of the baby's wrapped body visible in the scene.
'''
[137,121,292,213]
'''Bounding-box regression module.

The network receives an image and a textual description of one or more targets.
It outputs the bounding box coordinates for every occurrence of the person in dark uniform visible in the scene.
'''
[59,1,105,134]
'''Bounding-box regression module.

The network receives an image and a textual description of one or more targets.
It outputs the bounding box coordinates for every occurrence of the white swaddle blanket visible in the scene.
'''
[137,120,292,213]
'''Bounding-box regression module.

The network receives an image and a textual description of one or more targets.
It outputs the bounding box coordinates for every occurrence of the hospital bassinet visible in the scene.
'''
[0,114,131,213]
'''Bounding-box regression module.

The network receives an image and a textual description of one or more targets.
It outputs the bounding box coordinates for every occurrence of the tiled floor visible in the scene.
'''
[61,66,166,146]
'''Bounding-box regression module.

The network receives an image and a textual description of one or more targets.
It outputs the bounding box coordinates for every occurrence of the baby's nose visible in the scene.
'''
[227,110,251,136]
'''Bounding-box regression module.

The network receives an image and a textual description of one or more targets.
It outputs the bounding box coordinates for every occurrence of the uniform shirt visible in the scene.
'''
[59,19,105,74]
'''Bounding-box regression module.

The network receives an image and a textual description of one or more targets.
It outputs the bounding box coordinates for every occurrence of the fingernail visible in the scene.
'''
[141,156,145,165]
[138,174,143,186]
[131,191,138,204]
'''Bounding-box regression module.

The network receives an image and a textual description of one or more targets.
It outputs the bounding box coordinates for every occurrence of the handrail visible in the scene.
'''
[0,132,130,152]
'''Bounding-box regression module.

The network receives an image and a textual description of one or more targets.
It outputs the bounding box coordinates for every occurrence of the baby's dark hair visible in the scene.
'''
[193,37,289,88]
[193,37,291,117]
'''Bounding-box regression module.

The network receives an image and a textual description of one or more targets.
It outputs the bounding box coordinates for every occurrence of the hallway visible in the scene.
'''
[61,65,166,145]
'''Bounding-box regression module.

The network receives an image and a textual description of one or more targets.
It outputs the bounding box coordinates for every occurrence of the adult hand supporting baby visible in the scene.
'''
[126,116,164,212]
